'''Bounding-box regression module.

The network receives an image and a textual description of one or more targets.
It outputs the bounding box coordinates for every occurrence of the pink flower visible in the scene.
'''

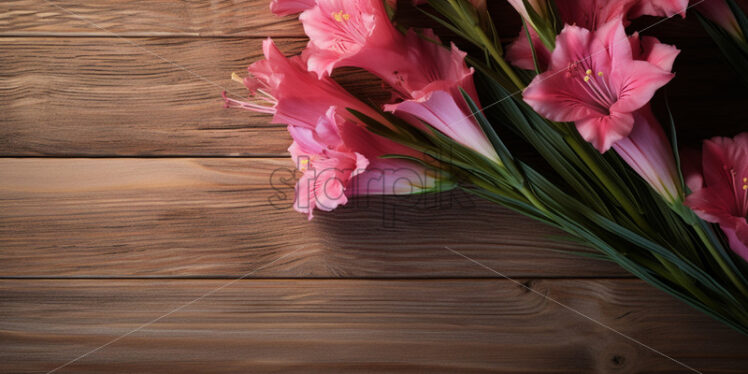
[290,107,448,219]
[522,19,674,152]
[679,148,705,193]
[506,25,552,71]
[289,108,369,218]
[612,105,682,202]
[506,0,687,70]
[299,0,477,101]
[272,0,398,16]
[556,0,687,29]
[385,90,500,163]
[628,0,690,19]
[629,32,681,72]
[696,0,746,41]
[224,39,449,218]
[685,133,748,262]
[270,0,316,16]
[223,38,379,129]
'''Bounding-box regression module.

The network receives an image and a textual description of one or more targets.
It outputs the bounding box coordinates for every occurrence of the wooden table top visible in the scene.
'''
[1,1,747,373]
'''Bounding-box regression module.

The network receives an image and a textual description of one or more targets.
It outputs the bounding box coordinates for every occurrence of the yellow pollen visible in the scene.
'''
[597,71,604,76]
[744,177,747,183]
[743,184,748,191]
[585,69,592,75]
[231,72,244,84]
[332,10,349,22]
[583,75,591,82]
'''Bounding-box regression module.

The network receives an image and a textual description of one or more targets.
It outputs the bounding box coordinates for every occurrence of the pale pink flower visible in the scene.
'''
[522,19,674,152]
[290,107,448,219]
[696,0,746,41]
[385,90,500,162]
[685,133,748,261]
[289,108,369,218]
[612,105,682,202]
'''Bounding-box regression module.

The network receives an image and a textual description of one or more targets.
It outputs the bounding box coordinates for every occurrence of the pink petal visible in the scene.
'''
[610,60,673,113]
[721,222,748,263]
[270,0,316,16]
[387,90,499,162]
[575,111,635,152]
[506,26,551,71]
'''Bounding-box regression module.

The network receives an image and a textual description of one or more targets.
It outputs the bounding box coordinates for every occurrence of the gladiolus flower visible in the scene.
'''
[506,25,552,71]
[522,19,674,152]
[685,133,748,262]
[612,105,683,203]
[299,0,477,102]
[223,38,381,129]
[507,0,687,71]
[696,0,746,41]
[225,39,450,219]
[385,90,500,163]
[291,107,450,219]
[271,0,397,16]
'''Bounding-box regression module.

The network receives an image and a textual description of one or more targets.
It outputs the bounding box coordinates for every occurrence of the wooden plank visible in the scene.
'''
[0,158,626,277]
[1,35,746,157]
[0,0,522,37]
[0,38,403,156]
[0,0,305,37]
[1,279,746,373]
[0,37,306,156]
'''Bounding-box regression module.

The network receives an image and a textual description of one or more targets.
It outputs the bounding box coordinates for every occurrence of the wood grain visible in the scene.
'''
[2,279,747,373]
[0,0,304,37]
[0,158,625,277]
[0,37,307,156]
[1,36,746,156]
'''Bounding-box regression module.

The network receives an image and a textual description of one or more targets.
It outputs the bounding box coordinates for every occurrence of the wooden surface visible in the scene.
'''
[1,1,747,373]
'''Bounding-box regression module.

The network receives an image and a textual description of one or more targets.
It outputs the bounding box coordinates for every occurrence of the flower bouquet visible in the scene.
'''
[225,0,748,335]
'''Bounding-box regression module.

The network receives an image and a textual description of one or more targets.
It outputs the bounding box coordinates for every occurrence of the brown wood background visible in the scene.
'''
[1,1,747,373]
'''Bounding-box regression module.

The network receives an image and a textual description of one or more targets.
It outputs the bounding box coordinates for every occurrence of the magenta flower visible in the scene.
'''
[685,133,748,262]
[522,19,674,152]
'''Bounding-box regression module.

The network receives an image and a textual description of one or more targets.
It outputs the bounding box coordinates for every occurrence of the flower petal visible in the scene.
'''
[575,111,634,152]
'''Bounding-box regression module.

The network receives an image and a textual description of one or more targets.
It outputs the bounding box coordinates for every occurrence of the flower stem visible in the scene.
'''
[692,223,748,298]
[476,31,526,91]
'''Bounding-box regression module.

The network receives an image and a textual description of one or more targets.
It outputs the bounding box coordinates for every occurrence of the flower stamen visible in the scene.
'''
[332,10,350,22]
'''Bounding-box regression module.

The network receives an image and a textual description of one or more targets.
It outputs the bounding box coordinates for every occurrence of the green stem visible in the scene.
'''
[693,223,748,298]
[477,31,525,91]
[564,134,653,233]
